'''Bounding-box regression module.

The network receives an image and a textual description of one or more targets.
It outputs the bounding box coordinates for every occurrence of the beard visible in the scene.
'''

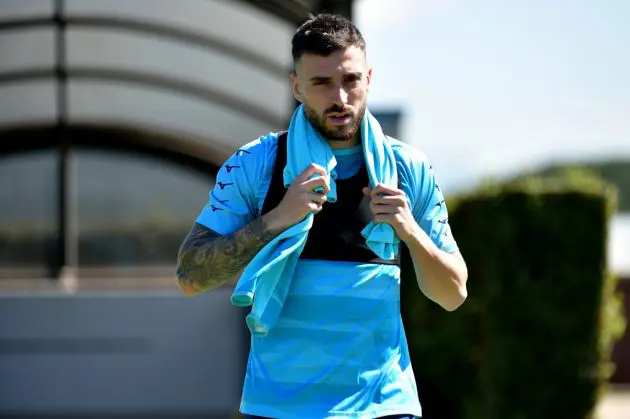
[303,101,366,142]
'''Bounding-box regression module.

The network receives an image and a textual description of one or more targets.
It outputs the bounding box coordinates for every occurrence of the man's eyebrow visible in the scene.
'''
[308,72,362,82]
[344,72,363,78]
[309,76,331,82]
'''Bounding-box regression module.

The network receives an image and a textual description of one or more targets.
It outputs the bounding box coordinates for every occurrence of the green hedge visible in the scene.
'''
[401,171,626,419]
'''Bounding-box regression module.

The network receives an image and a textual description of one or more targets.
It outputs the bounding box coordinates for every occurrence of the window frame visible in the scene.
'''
[0,124,220,292]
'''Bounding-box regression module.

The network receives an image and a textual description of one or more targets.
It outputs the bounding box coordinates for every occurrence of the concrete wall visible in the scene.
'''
[0,288,249,417]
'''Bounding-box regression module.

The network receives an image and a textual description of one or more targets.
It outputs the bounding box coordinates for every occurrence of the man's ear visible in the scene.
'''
[366,67,373,92]
[290,72,303,103]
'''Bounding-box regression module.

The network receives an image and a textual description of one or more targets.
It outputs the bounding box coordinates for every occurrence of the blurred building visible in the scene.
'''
[0,0,355,417]
[610,214,630,384]
[371,109,404,139]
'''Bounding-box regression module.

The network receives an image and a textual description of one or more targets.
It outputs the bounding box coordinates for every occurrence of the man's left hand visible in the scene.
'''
[362,184,418,243]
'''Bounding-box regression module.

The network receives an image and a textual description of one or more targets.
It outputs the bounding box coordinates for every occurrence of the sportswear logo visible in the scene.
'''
[225,164,240,173]
[211,205,223,212]
[438,217,448,224]
[217,181,233,189]
[435,200,445,208]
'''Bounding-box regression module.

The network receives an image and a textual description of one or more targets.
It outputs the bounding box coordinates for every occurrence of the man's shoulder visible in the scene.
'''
[233,130,285,158]
[223,131,286,176]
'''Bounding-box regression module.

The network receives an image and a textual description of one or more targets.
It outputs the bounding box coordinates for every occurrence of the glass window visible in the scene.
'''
[0,150,57,277]
[75,149,215,272]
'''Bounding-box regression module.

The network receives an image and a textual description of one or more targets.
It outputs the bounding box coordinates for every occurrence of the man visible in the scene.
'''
[176,13,467,419]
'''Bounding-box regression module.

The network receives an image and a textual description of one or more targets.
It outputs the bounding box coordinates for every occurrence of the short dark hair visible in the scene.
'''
[291,13,366,67]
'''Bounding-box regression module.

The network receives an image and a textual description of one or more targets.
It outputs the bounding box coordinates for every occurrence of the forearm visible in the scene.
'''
[405,225,468,311]
[176,215,282,296]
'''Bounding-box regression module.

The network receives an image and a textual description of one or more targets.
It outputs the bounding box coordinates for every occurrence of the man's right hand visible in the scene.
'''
[264,163,330,231]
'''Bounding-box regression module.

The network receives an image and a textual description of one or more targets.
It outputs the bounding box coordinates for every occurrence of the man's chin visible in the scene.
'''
[323,126,356,142]
[325,132,354,142]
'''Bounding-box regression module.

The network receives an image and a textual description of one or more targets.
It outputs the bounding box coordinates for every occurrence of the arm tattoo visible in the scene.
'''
[176,218,281,293]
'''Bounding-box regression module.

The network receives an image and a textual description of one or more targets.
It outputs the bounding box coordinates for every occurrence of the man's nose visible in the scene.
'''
[331,86,349,106]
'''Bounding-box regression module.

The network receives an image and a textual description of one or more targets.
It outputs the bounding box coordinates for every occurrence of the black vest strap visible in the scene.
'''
[260,131,290,216]
[261,132,401,266]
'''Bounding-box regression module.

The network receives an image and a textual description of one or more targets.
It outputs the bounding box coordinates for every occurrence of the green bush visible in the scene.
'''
[401,172,626,419]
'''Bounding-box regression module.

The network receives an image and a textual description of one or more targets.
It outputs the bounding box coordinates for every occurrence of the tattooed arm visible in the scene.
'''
[176,157,331,296]
[175,216,283,296]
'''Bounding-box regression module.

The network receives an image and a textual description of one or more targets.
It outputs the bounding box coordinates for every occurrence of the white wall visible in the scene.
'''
[610,214,630,279]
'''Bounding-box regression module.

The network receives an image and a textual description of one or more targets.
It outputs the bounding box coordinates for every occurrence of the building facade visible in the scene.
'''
[610,214,630,384]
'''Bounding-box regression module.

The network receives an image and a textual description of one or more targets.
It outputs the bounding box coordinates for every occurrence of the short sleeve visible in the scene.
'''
[396,144,459,253]
[195,136,271,236]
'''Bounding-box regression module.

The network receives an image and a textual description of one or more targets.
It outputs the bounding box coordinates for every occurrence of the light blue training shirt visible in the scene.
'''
[196,132,458,419]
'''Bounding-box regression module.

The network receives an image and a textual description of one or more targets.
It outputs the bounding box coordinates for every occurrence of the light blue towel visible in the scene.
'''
[231,104,400,336]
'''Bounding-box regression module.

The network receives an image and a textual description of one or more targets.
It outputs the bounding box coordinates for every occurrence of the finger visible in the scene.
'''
[362,187,372,196]
[372,183,402,196]
[305,192,327,204]
[308,202,323,213]
[296,163,327,183]
[370,203,401,215]
[301,175,330,195]
[371,194,406,207]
